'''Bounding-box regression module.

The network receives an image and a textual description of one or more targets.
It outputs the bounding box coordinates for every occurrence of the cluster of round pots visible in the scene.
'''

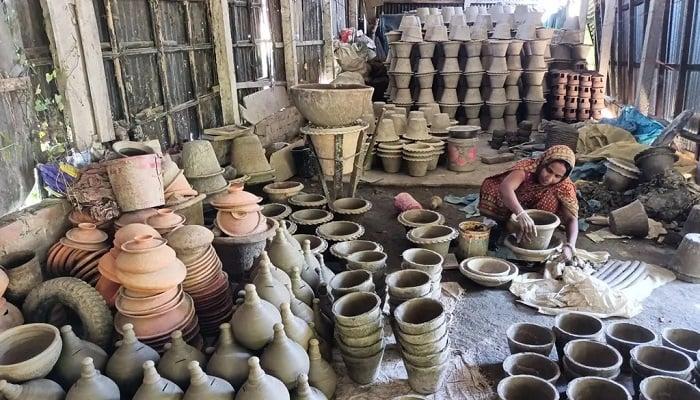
[549,70,603,122]
[458,256,519,287]
[385,269,433,314]
[182,140,228,195]
[211,183,268,237]
[401,248,443,298]
[500,313,700,399]
[47,223,109,286]
[332,292,386,385]
[393,297,450,394]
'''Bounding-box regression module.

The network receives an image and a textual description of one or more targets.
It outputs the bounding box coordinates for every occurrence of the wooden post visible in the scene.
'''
[635,0,667,115]
[280,0,299,88]
[597,0,616,86]
[578,0,589,44]
[209,0,241,125]
[321,0,335,82]
[348,0,358,30]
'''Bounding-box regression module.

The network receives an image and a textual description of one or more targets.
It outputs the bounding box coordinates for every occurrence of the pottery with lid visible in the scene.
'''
[117,235,177,274]
[65,223,109,245]
[146,209,186,234]
[210,183,263,211]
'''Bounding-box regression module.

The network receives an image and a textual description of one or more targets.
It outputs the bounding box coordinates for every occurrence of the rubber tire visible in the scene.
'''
[22,277,113,348]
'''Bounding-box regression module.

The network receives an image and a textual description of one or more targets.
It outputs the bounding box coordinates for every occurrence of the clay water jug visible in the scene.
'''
[291,267,314,306]
[253,252,292,288]
[158,330,207,389]
[316,254,335,285]
[252,257,291,308]
[231,284,282,350]
[206,323,252,389]
[301,241,321,290]
[281,303,314,350]
[55,325,108,389]
[281,221,302,251]
[235,357,290,400]
[267,229,305,276]
[66,357,120,400]
[260,323,310,389]
[287,284,315,324]
[0,379,65,400]
[307,339,337,399]
[105,323,160,398]
[292,374,327,400]
[312,299,333,344]
[183,361,235,400]
[133,360,183,400]
[308,323,333,362]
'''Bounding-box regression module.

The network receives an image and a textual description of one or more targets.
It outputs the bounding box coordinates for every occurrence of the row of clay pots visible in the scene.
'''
[47,223,109,286]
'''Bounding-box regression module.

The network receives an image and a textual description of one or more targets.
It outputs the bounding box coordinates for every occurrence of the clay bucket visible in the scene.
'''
[440,73,460,89]
[509,210,560,250]
[553,312,604,360]
[487,57,508,74]
[507,40,524,56]
[567,377,632,400]
[393,58,413,75]
[635,148,678,181]
[332,291,381,327]
[401,248,443,276]
[505,85,520,101]
[261,203,292,221]
[329,270,375,299]
[107,154,165,212]
[609,200,649,238]
[407,225,457,256]
[0,323,62,382]
[465,57,484,74]
[330,240,383,261]
[523,100,545,115]
[524,85,545,102]
[662,328,700,358]
[506,55,522,71]
[394,297,445,335]
[181,140,222,178]
[386,269,432,300]
[290,83,374,127]
[630,345,694,390]
[497,375,559,400]
[415,73,435,89]
[439,88,459,104]
[462,87,483,104]
[506,323,555,356]
[347,250,387,274]
[639,376,700,400]
[523,70,546,86]
[0,251,42,303]
[414,42,434,59]
[605,322,658,371]
[488,40,511,57]
[416,59,435,75]
[423,13,444,28]
[487,88,507,103]
[392,42,415,58]
[340,347,385,385]
[401,339,449,366]
[403,358,449,395]
[487,103,508,119]
[449,25,471,41]
[441,41,462,58]
[515,23,537,41]
[440,58,460,74]
[563,339,622,379]
[503,352,560,384]
[304,125,364,176]
[290,209,334,234]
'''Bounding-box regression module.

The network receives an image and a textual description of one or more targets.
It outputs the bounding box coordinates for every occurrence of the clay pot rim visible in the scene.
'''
[332,291,382,326]
[330,269,373,290]
[566,377,631,400]
[407,225,458,244]
[0,323,61,375]
[496,375,558,400]
[661,327,700,356]
[639,375,698,399]
[386,269,432,289]
[329,240,383,259]
[554,312,604,337]
[330,198,373,215]
[502,352,561,382]
[346,250,388,265]
[316,221,365,241]
[262,181,304,194]
[630,344,695,375]
[605,322,658,347]
[292,234,328,254]
[461,256,511,276]
[459,261,518,286]
[290,209,334,225]
[564,339,623,371]
[398,209,445,228]
[116,285,183,316]
[506,322,555,348]
[402,247,444,268]
[394,297,444,329]
[289,193,328,207]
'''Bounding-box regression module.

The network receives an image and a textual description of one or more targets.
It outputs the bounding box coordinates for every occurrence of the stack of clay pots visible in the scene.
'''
[521,24,548,128]
[462,37,484,126]
[182,140,228,196]
[485,35,510,133]
[565,71,580,122]
[549,69,568,120]
[391,15,421,107]
[504,38,524,133]
[414,41,435,108]
[145,208,185,236]
[590,73,605,119]
[211,182,267,237]
[231,134,275,185]
[402,142,434,177]
[346,249,388,305]
[162,153,200,208]
[437,38,460,119]
[332,291,386,384]
[47,223,109,286]
[401,248,443,298]
[394,297,450,394]
[422,137,446,171]
[113,234,200,352]
[576,72,593,121]
[166,225,233,335]
[385,269,432,314]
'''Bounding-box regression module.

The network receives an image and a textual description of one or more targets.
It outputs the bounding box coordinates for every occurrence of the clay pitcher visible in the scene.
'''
[260,323,311,389]
[66,357,120,400]
[292,374,327,400]
[267,229,305,276]
[0,379,65,400]
[280,303,314,351]
[288,284,314,324]
[157,330,207,389]
[291,267,314,306]
[133,360,184,400]
[55,325,109,389]
[183,361,235,400]
[235,357,290,400]
[307,338,337,399]
[301,241,321,290]
[252,257,292,308]
[105,323,160,399]
[252,251,292,288]
[231,284,282,350]
[206,323,252,389]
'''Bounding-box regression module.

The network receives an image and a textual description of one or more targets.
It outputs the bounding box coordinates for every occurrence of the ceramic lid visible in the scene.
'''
[65,223,109,244]
[121,235,168,253]
[146,208,186,229]
[166,225,214,250]
[210,183,262,209]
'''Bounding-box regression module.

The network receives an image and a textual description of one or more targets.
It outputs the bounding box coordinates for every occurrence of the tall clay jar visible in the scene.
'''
[267,229,306,276]
[183,361,235,400]
[54,325,108,389]
[235,357,290,400]
[206,323,252,389]
[105,323,160,399]
[307,338,337,399]
[230,284,282,350]
[260,323,311,389]
[133,360,184,400]
[157,331,207,390]
[66,357,120,400]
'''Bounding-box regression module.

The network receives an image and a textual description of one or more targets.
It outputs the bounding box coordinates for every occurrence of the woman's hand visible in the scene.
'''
[563,243,575,262]
[516,211,537,243]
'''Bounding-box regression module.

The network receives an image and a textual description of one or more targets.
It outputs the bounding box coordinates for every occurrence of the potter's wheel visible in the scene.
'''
[503,235,563,262]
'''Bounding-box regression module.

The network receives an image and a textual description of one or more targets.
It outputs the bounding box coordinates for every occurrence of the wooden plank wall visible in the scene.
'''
[296,0,325,83]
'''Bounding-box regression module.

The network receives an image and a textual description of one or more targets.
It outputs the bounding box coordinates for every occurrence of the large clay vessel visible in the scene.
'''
[252,257,292,308]
[183,361,235,400]
[0,251,42,303]
[291,267,315,306]
[260,323,311,389]
[307,338,337,399]
[206,323,252,389]
[55,325,108,389]
[287,284,314,324]
[0,323,62,382]
[158,330,207,389]
[292,374,326,400]
[231,284,282,350]
[66,357,120,400]
[301,241,321,290]
[133,360,184,400]
[235,357,290,400]
[267,229,306,276]
[281,303,314,351]
[0,379,65,400]
[290,83,374,127]
[105,323,160,398]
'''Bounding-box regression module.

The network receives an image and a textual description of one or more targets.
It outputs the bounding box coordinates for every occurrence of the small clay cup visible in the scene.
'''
[503,352,561,384]
[506,322,555,356]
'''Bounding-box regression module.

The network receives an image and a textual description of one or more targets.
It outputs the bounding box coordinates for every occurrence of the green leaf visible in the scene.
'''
[45,70,57,83]
[54,94,64,111]
[34,99,48,112]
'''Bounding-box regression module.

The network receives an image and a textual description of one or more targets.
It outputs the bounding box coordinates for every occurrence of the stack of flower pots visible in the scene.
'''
[504,38,524,134]
[485,37,510,133]
[578,72,593,121]
[384,32,401,101]
[182,140,228,196]
[394,297,450,394]
[390,38,416,108]
[47,223,109,285]
[437,39,460,119]
[377,141,404,173]
[522,26,548,128]
[463,37,484,126]
[590,73,605,119]
[332,292,385,384]
[402,142,434,177]
[211,183,267,238]
[385,269,432,314]
[346,250,388,306]
[565,71,580,122]
[401,248,444,298]
[166,225,233,336]
[413,41,434,108]
[422,137,446,170]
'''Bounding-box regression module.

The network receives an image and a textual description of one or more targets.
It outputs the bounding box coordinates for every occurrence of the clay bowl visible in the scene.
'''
[563,339,622,379]
[553,312,604,359]
[503,352,561,384]
[661,328,700,359]
[0,323,62,381]
[461,256,511,277]
[332,291,382,327]
[394,297,445,335]
[289,83,374,127]
[639,375,700,400]
[329,198,373,221]
[459,260,518,287]
[115,293,195,338]
[506,322,555,356]
[290,209,334,234]
[567,377,632,400]
[630,345,695,382]
[262,181,304,203]
[605,322,658,371]
[261,203,292,221]
[497,375,558,400]
[504,235,564,262]
[397,209,445,231]
[386,269,432,300]
[401,248,444,276]
[329,270,375,299]
[316,221,365,243]
[288,193,328,210]
[216,211,265,237]
[292,234,328,254]
[330,240,383,261]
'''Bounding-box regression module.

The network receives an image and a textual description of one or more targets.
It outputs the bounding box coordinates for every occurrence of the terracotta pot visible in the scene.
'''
[107,154,165,212]
[65,223,109,245]
[503,352,560,384]
[54,325,108,389]
[115,293,194,339]
[66,357,120,400]
[639,375,700,400]
[506,323,555,356]
[146,209,186,234]
[117,235,177,274]
[133,360,184,399]
[260,323,310,389]
[183,361,235,399]
[230,284,282,350]
[0,251,43,303]
[235,357,289,400]
[497,375,559,400]
[0,323,62,381]
[117,286,181,315]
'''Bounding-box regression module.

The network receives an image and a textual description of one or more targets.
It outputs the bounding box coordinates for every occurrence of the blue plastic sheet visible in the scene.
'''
[445,193,481,218]
[599,106,664,145]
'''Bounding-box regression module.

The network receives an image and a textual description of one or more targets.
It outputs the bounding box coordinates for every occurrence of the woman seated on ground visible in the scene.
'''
[479,145,579,260]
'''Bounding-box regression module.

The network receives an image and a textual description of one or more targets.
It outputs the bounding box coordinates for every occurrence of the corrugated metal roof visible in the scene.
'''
[666,0,685,64]
[690,6,700,63]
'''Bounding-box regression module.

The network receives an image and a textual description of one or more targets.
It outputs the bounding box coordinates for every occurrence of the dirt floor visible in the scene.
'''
[303,180,700,398]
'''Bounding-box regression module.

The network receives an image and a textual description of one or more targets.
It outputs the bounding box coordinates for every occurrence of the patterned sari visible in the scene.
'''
[479,145,579,221]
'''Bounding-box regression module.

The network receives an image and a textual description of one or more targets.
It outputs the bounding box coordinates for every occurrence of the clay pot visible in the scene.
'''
[329,240,383,262]
[329,270,374,298]
[293,235,328,255]
[279,303,314,351]
[508,210,560,250]
[563,339,622,379]
[146,209,186,235]
[386,269,432,300]
[0,378,65,400]
[397,210,445,232]
[291,267,314,305]
[183,361,235,399]
[236,357,290,400]
[206,323,252,388]
[496,375,558,400]
[329,198,372,222]
[0,251,42,303]
[133,360,184,400]
[267,228,306,276]
[401,248,443,277]
[66,223,109,245]
[66,357,120,400]
[158,330,207,389]
[107,154,165,212]
[662,328,700,359]
[340,347,385,385]
[54,325,108,389]
[261,203,292,222]
[332,291,381,329]
[631,345,694,390]
[406,225,457,256]
[182,140,222,178]
[290,209,334,235]
[639,375,700,400]
[0,323,62,381]
[394,297,444,334]
[503,352,560,384]
[316,221,365,243]
[609,200,649,238]
[262,181,304,203]
[230,135,273,177]
[293,373,326,400]
[290,83,373,127]
[300,241,321,289]
[260,323,310,389]
[117,235,178,274]
[231,284,282,350]
[553,312,604,360]
[106,323,160,397]
[289,193,328,210]
[307,338,337,398]
[605,322,658,371]
[567,377,632,400]
[506,323,555,356]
